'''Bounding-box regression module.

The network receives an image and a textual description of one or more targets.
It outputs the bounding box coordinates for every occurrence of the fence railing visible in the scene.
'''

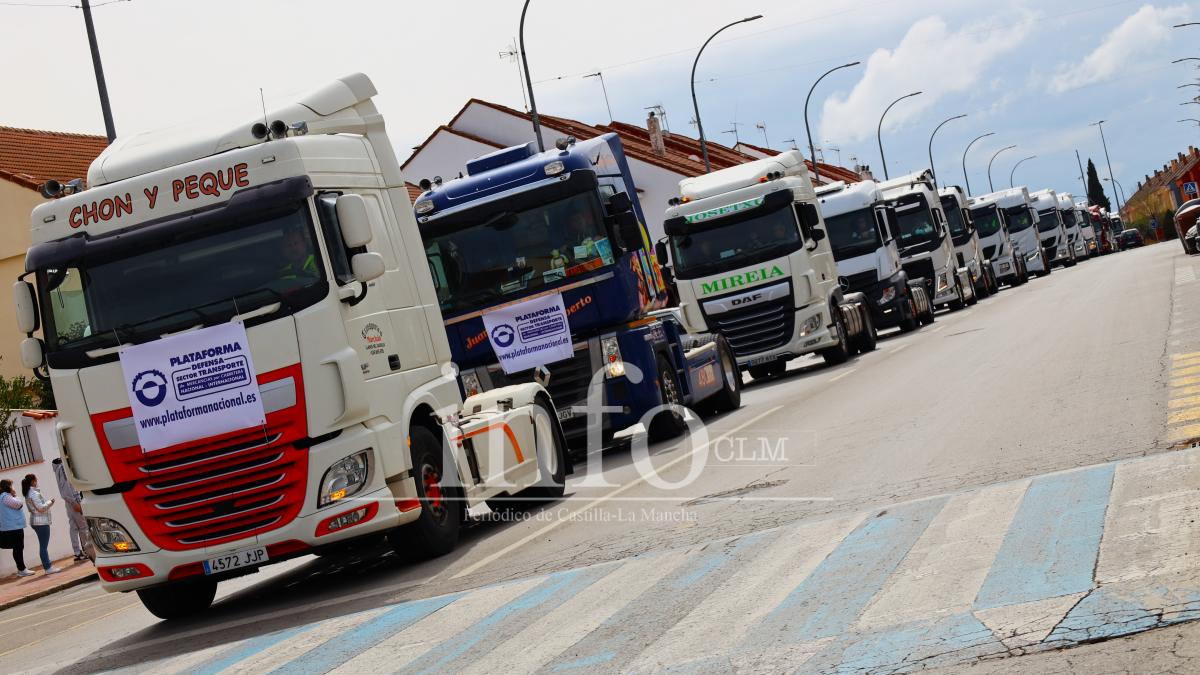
[0,425,36,470]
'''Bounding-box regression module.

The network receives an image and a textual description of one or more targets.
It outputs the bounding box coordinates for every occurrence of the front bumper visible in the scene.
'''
[991,255,1017,281]
[736,302,835,367]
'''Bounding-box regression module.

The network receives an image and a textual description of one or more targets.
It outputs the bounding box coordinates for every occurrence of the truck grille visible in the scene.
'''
[902,258,936,284]
[982,245,997,260]
[92,366,308,552]
[706,296,794,358]
[490,344,596,408]
[838,270,877,293]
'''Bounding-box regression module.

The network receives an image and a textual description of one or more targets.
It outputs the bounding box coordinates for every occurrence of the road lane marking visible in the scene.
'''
[1172,384,1200,398]
[930,326,945,334]
[974,464,1114,610]
[0,600,137,658]
[450,405,785,580]
[1171,354,1200,368]
[220,606,393,674]
[828,368,857,383]
[887,343,910,355]
[1172,364,1200,378]
[1168,394,1200,409]
[1172,350,1200,361]
[1170,375,1200,388]
[856,480,1029,630]
[1167,422,1200,443]
[1168,407,1200,424]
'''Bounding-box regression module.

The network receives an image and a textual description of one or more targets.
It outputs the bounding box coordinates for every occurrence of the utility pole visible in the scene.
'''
[583,72,614,123]
[81,0,116,143]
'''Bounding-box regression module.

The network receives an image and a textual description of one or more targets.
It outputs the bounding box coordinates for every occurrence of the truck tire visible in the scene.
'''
[702,336,742,414]
[851,307,877,353]
[821,306,851,366]
[137,578,217,620]
[949,280,966,311]
[391,426,461,559]
[919,298,936,325]
[898,296,919,333]
[490,398,567,510]
[648,354,687,442]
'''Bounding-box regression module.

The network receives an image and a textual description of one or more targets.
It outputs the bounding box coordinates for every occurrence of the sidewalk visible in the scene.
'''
[0,556,96,611]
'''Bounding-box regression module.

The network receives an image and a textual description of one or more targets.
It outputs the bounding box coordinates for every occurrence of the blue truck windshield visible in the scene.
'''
[1037,209,1061,233]
[970,207,1002,238]
[1004,207,1036,232]
[37,204,325,364]
[424,192,613,314]
[670,201,801,278]
[826,209,882,262]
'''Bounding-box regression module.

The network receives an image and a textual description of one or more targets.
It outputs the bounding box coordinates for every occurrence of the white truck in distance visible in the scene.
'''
[878,170,973,310]
[12,74,569,620]
[1057,192,1089,260]
[968,190,1029,287]
[1030,188,1075,268]
[815,179,933,332]
[1074,199,1098,256]
[984,187,1048,278]
[940,185,996,299]
[659,150,876,380]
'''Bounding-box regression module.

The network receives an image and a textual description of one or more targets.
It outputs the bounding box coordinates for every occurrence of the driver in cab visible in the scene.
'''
[278,228,319,280]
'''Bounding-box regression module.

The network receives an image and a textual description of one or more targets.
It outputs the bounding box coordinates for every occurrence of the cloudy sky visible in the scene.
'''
[2,0,1198,202]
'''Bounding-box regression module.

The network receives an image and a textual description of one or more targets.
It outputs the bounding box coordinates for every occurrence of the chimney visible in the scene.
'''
[647,111,666,158]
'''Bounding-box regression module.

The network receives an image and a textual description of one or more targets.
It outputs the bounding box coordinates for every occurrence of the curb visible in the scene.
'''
[0,571,97,612]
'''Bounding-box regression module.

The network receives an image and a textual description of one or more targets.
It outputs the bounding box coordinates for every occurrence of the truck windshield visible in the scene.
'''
[1037,209,1061,233]
[38,204,325,362]
[1004,207,1036,232]
[825,208,882,262]
[423,192,613,314]
[941,197,971,245]
[670,202,801,278]
[891,195,940,253]
[970,206,1002,238]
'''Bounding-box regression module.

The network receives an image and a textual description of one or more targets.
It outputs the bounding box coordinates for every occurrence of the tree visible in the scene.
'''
[0,365,41,441]
[1086,159,1111,211]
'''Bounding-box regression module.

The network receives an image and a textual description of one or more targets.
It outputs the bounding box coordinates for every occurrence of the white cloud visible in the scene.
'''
[817,14,1033,144]
[1051,4,1189,93]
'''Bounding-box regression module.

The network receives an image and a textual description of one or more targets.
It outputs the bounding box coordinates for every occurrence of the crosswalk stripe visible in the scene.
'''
[1168,394,1200,409]
[1097,451,1200,584]
[397,566,615,674]
[1168,407,1200,424]
[628,513,865,671]
[856,480,1029,629]
[1171,384,1200,398]
[325,579,543,675]
[975,464,1114,610]
[1172,355,1200,368]
[1167,422,1200,442]
[1170,375,1200,388]
[221,606,391,674]
[755,497,948,642]
[1172,350,1200,361]
[457,551,691,674]
[1172,364,1200,378]
[188,626,310,675]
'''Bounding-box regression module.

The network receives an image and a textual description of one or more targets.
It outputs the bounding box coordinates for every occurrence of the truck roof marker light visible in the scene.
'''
[290,121,309,136]
[415,199,435,215]
[544,160,566,177]
[681,196,691,203]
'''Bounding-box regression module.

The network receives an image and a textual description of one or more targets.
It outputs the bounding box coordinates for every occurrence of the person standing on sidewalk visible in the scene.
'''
[0,479,31,577]
[21,475,61,575]
[53,459,89,561]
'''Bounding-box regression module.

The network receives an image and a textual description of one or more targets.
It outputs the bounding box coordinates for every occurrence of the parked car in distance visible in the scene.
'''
[1117,228,1144,250]
[1175,199,1200,255]
[1186,224,1199,255]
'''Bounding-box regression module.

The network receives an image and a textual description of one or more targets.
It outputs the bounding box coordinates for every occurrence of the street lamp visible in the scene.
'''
[961,132,995,196]
[1103,177,1127,208]
[1091,120,1123,215]
[987,145,1017,192]
[690,15,764,173]
[877,91,922,180]
[1173,58,1200,63]
[927,114,966,189]
[1180,83,1200,89]
[1180,118,1200,126]
[1009,155,1036,188]
[1175,23,1200,28]
[518,0,543,151]
[804,61,860,184]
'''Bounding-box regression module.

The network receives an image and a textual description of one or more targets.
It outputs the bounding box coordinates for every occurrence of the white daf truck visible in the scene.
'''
[878,170,973,310]
[12,74,569,620]
[1030,188,1076,268]
[968,190,1029,287]
[1055,192,1088,261]
[816,180,933,333]
[940,185,995,299]
[657,150,876,380]
[990,187,1049,277]
[1074,199,1098,256]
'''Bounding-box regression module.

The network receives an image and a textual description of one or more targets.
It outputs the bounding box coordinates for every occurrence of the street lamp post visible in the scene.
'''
[877,91,922,180]
[80,0,116,143]
[518,0,543,151]
[987,145,1017,192]
[1179,118,1200,126]
[927,114,966,189]
[1104,177,1127,208]
[1091,120,1123,215]
[691,15,764,173]
[1173,57,1200,63]
[804,61,860,185]
[961,132,995,196]
[1009,155,1036,188]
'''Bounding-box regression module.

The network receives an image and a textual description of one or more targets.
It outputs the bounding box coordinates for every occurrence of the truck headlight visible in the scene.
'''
[318,451,371,507]
[414,199,434,215]
[460,369,483,397]
[1026,250,1040,261]
[937,273,950,292]
[877,286,896,305]
[601,335,625,378]
[87,517,140,554]
[799,313,822,337]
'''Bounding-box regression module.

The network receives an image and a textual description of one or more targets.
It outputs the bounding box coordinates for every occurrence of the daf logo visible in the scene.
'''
[731,293,763,307]
[838,276,850,292]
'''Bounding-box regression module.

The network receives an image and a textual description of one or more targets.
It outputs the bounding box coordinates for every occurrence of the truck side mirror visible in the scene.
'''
[810,228,826,242]
[335,194,373,248]
[607,191,633,215]
[351,251,386,283]
[654,240,670,266]
[13,281,38,334]
[20,337,44,370]
[614,212,643,252]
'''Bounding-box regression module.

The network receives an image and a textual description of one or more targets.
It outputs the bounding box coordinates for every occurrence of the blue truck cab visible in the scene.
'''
[412,135,740,449]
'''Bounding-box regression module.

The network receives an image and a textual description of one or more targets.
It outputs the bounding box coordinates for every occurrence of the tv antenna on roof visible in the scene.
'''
[499,39,529,112]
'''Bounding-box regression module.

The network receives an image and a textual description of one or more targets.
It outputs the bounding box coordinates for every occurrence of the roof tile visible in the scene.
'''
[0,126,107,191]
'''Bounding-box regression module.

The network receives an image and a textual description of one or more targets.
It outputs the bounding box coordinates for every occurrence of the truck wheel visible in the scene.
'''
[391,426,461,559]
[648,354,687,442]
[899,297,919,333]
[491,398,567,510]
[137,579,217,620]
[821,306,851,366]
[919,297,936,325]
[702,336,742,414]
[948,280,966,311]
[852,308,877,353]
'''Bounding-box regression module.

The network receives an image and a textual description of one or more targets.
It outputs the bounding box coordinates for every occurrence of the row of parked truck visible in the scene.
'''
[10,74,1118,618]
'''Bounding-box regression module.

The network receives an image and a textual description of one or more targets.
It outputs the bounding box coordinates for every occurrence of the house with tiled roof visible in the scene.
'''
[0,126,108,378]
[400,99,863,242]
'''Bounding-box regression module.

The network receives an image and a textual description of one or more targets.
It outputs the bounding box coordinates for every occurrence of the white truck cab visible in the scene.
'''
[1056,192,1088,260]
[969,190,1030,286]
[878,170,972,310]
[940,185,995,299]
[1030,188,1075,268]
[660,150,876,380]
[816,180,932,333]
[1074,200,1098,256]
[983,187,1048,277]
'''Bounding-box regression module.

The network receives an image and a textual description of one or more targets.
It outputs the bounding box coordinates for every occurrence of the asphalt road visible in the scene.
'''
[1,242,1191,674]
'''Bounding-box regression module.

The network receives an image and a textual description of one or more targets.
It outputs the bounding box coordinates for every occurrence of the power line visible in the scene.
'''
[0,0,128,7]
